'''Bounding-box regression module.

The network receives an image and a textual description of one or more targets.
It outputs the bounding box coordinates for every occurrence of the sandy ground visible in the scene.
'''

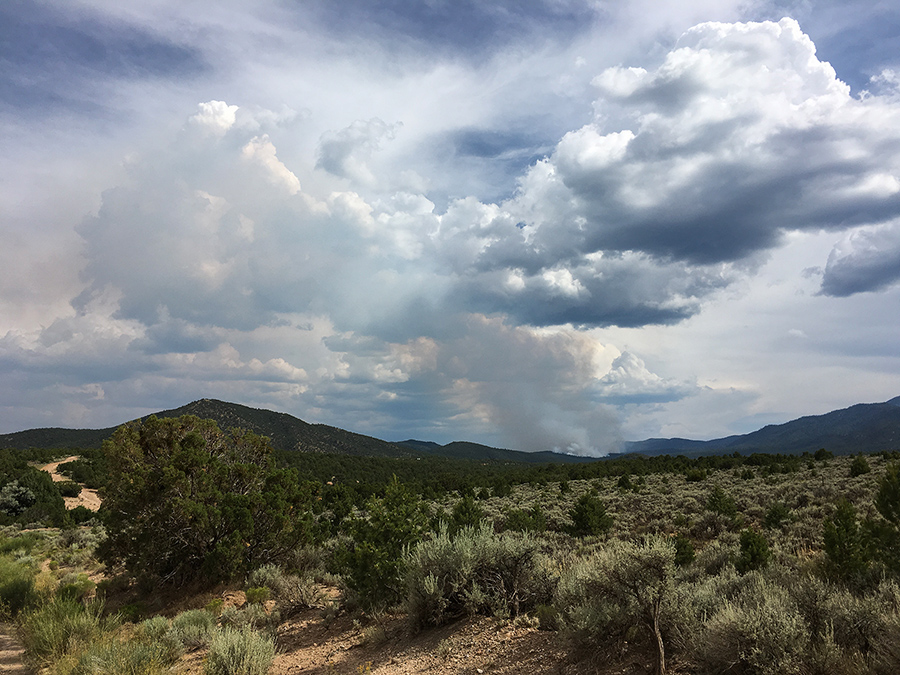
[39,456,101,511]
[0,624,30,674]
[168,597,654,675]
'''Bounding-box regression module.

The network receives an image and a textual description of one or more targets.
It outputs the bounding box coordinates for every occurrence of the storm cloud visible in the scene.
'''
[3,4,900,452]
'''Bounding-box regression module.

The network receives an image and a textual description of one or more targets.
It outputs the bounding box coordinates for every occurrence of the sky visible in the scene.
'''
[2,0,900,455]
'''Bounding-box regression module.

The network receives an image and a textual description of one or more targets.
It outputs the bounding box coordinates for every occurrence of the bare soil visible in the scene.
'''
[39,457,101,511]
[0,624,30,674]
[170,593,656,675]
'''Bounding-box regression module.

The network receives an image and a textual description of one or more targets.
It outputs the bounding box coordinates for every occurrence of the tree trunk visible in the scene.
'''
[652,607,666,675]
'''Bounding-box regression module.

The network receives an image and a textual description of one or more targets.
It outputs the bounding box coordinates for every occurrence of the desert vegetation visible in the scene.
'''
[1,414,900,673]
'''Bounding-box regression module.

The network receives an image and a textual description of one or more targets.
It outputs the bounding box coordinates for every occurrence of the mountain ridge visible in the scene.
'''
[623,396,900,457]
[1,395,899,460]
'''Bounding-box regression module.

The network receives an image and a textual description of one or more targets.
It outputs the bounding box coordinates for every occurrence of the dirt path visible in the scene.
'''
[39,456,101,511]
[0,625,30,674]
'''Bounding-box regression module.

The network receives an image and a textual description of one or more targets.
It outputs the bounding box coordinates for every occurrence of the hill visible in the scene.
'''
[3,395,900,460]
[0,399,577,462]
[0,399,417,458]
[395,439,590,464]
[624,395,900,456]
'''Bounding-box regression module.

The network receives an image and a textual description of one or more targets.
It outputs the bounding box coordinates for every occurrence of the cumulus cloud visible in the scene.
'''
[596,352,694,404]
[821,221,900,295]
[316,118,400,186]
[6,14,900,449]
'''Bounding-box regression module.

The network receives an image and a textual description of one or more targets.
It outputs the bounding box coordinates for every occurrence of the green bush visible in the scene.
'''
[57,481,83,498]
[0,556,38,617]
[692,578,809,675]
[405,523,552,628]
[555,537,677,675]
[58,572,96,602]
[736,528,771,574]
[764,502,791,529]
[168,608,216,650]
[69,505,96,525]
[706,485,737,518]
[849,456,871,478]
[0,532,43,555]
[448,495,484,535]
[134,616,170,642]
[502,505,547,533]
[98,415,314,588]
[73,638,179,675]
[20,597,118,667]
[568,493,613,537]
[823,499,869,583]
[337,477,430,609]
[205,626,275,675]
[244,587,270,605]
[673,534,695,567]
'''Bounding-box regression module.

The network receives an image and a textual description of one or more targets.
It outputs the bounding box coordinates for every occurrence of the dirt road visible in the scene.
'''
[39,456,101,511]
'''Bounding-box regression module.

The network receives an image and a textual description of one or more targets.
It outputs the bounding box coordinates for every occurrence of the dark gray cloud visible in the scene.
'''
[0,1,204,115]
[821,222,900,296]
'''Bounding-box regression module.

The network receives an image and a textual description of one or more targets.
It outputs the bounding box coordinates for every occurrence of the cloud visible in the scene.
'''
[316,118,400,186]
[0,2,204,114]
[595,352,694,404]
[821,221,900,295]
[423,17,900,329]
[5,10,900,451]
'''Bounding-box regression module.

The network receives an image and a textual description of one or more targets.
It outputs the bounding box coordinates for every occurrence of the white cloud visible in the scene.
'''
[3,4,900,453]
[191,101,239,136]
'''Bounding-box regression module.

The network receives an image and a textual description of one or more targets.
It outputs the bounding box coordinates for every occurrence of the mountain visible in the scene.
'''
[395,439,591,464]
[623,396,900,457]
[152,399,415,457]
[0,399,568,462]
[2,395,900,460]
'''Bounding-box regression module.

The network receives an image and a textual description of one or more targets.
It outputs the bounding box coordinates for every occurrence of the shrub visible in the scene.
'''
[823,499,869,583]
[58,572,96,602]
[685,469,707,482]
[337,477,430,609]
[691,578,809,675]
[405,523,552,628]
[20,597,118,667]
[706,486,737,519]
[502,505,547,533]
[568,493,613,537]
[244,587,270,605]
[448,495,484,535]
[73,638,179,675]
[618,475,635,491]
[0,557,38,617]
[219,604,279,636]
[556,537,678,674]
[168,608,216,650]
[849,455,871,478]
[56,481,83,498]
[98,415,314,587]
[673,534,695,567]
[870,462,900,577]
[134,616,170,642]
[764,502,791,529]
[205,626,275,675]
[271,575,323,618]
[736,528,771,574]
[69,506,96,524]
